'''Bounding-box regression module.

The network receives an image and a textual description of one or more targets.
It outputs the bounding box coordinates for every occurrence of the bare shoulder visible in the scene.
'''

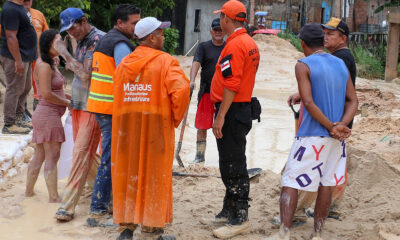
[295,61,309,74]
[35,59,53,74]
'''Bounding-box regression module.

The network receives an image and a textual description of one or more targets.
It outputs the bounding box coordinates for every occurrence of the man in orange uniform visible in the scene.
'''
[23,0,49,111]
[111,17,190,240]
[210,1,260,239]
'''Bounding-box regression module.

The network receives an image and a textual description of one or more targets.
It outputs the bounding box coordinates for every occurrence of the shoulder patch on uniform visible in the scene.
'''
[220,54,233,78]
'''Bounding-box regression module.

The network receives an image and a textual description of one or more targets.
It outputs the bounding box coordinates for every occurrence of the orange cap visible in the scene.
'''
[214,0,248,23]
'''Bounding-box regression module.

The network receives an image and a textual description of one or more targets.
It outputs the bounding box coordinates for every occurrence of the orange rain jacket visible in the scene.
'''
[111,46,190,227]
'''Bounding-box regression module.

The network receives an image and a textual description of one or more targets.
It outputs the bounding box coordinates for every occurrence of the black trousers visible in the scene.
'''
[215,102,252,217]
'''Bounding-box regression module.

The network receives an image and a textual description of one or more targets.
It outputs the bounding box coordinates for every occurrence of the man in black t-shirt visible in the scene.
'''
[0,0,37,134]
[323,17,356,88]
[190,18,225,164]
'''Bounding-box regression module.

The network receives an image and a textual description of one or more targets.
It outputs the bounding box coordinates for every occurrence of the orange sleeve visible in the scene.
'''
[42,13,49,31]
[221,44,245,92]
[164,58,190,127]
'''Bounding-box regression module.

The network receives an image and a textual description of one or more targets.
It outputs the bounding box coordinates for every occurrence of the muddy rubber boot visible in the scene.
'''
[117,229,133,240]
[193,141,206,164]
[212,201,251,239]
[17,115,33,129]
[200,197,232,226]
[157,235,176,240]
[212,221,251,239]
[44,169,60,203]
[2,124,31,134]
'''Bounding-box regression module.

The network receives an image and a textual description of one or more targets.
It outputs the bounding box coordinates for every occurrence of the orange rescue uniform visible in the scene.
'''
[210,28,260,103]
[111,46,190,227]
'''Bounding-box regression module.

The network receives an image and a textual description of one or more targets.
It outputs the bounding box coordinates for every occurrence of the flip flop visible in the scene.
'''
[55,209,74,222]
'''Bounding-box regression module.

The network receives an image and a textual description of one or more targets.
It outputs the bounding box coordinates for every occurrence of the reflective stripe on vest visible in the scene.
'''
[91,72,113,83]
[88,92,114,103]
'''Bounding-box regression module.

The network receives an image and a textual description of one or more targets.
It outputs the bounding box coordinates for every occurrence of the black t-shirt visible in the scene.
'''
[0,1,37,62]
[193,40,225,94]
[332,48,356,86]
[332,48,356,129]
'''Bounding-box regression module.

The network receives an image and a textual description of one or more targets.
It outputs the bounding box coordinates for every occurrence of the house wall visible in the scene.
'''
[255,0,301,32]
[254,0,336,33]
[184,0,226,55]
[332,0,389,32]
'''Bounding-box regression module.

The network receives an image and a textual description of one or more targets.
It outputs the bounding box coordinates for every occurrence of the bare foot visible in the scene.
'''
[25,191,35,197]
[49,197,61,203]
[311,232,324,240]
[265,225,290,240]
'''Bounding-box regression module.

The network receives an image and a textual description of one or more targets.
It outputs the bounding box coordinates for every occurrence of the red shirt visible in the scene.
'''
[210,28,260,103]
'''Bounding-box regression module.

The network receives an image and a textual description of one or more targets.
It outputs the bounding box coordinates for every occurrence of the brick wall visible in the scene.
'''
[331,0,388,32]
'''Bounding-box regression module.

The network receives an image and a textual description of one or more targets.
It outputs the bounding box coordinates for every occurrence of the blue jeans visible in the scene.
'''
[90,113,112,214]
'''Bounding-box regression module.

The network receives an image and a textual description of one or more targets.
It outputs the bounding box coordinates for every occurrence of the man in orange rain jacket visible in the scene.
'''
[111,17,190,240]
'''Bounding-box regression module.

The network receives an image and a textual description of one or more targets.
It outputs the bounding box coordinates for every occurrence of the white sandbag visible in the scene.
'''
[58,112,74,180]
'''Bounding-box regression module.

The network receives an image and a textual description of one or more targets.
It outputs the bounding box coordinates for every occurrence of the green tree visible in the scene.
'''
[0,0,179,54]
[33,0,91,28]
[164,28,179,55]
[89,0,174,32]
[374,0,400,13]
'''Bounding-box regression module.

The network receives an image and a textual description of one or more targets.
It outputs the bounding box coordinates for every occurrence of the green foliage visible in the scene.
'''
[277,32,302,52]
[374,0,400,13]
[350,45,385,79]
[33,0,91,28]
[18,0,174,32]
[89,0,175,32]
[163,28,179,55]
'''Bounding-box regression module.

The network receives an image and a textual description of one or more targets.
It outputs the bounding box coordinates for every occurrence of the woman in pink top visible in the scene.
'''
[25,29,71,202]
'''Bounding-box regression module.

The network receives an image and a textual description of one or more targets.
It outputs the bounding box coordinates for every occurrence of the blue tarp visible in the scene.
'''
[255,11,268,16]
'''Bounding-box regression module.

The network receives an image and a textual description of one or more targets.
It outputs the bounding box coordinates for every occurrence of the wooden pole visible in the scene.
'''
[385,22,400,82]
[250,0,255,26]
[300,0,305,27]
[286,0,292,32]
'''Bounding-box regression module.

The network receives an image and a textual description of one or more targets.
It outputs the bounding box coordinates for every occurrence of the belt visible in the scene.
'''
[214,102,250,108]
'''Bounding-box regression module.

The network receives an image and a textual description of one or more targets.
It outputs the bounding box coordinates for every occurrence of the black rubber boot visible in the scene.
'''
[116,229,133,240]
[157,235,176,240]
[216,196,233,221]
[193,141,206,163]
[228,201,249,225]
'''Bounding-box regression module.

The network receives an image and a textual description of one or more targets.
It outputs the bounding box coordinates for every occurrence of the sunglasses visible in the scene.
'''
[213,28,222,32]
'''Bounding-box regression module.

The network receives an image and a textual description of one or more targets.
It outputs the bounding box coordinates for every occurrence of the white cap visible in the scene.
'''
[134,17,171,39]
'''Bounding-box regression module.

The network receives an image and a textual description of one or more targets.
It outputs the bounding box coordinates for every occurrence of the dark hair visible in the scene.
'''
[304,38,324,48]
[39,29,59,70]
[221,12,246,25]
[138,28,161,42]
[74,17,84,25]
[112,4,141,25]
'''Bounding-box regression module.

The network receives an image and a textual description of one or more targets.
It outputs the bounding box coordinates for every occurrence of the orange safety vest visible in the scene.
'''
[86,28,135,115]
[86,52,115,114]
